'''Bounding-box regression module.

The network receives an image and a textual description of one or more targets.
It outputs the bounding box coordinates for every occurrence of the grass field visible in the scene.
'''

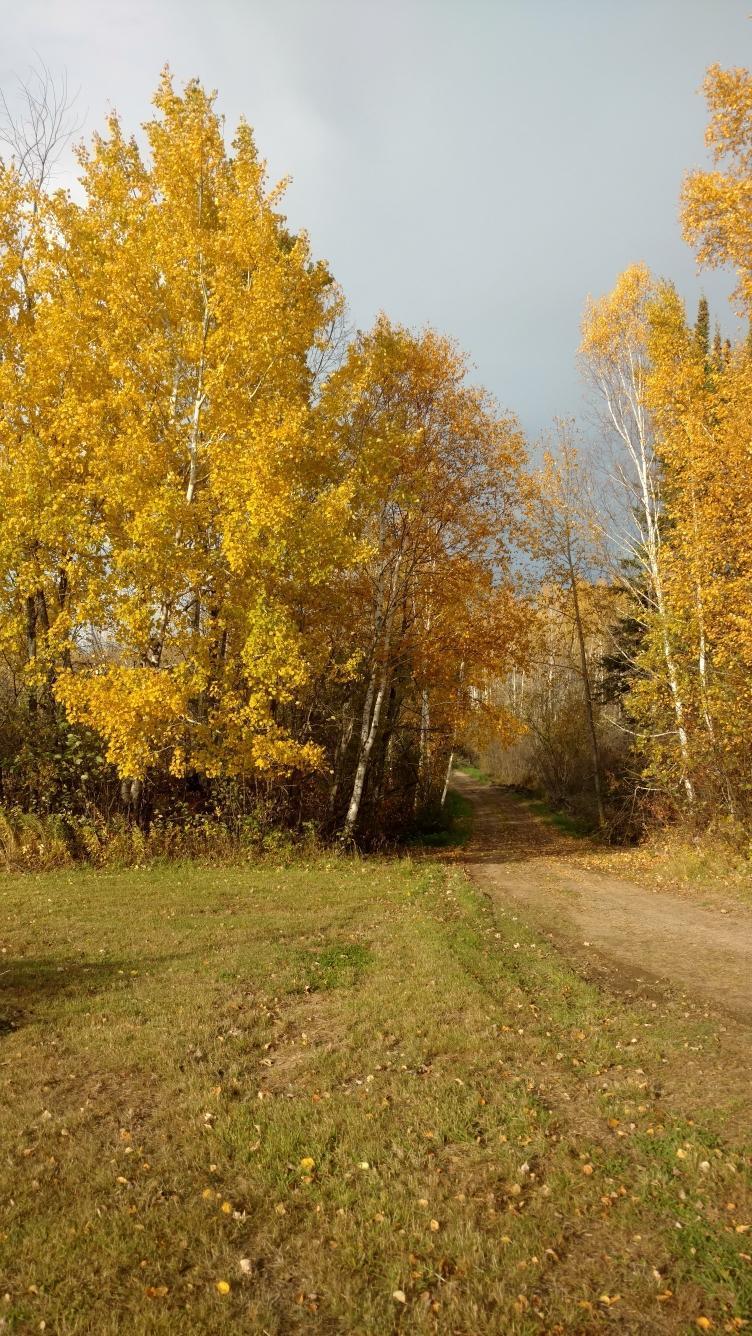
[2,849,752,1333]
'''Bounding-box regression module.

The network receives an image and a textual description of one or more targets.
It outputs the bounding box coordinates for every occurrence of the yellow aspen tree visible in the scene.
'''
[0,154,106,710]
[580,266,695,808]
[642,283,735,809]
[317,318,526,837]
[45,72,350,783]
[674,63,752,812]
[682,64,752,317]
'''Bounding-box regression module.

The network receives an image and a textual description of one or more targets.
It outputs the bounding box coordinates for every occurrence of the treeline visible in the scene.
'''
[489,64,752,837]
[3,62,752,861]
[0,71,527,854]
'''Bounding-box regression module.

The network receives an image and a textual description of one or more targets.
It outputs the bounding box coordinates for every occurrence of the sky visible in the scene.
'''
[2,0,750,441]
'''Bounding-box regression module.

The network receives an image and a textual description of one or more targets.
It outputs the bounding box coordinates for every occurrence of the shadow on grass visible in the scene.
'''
[406,790,473,851]
[525,797,593,839]
[449,770,602,867]
[0,955,170,1035]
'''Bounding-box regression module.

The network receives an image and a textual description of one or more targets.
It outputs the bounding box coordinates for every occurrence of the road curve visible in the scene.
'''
[454,771,752,1023]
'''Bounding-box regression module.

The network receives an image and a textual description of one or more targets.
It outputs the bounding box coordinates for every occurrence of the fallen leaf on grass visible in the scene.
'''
[299,1157,315,1172]
[216,1280,230,1295]
[393,1290,406,1304]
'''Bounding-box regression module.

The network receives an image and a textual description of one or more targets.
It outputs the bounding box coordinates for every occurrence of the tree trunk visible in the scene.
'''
[25,594,37,665]
[440,751,454,808]
[415,687,430,809]
[600,372,695,808]
[343,664,390,839]
[566,533,606,830]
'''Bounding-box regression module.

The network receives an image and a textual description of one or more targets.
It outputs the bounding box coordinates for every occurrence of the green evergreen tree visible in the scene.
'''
[694,294,710,364]
[712,324,723,371]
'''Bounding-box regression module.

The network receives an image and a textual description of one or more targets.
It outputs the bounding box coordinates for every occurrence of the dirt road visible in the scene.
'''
[455,771,752,1022]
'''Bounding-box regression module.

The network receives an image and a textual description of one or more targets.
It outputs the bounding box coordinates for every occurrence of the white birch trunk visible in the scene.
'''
[440,751,454,808]
[600,367,695,807]
[415,687,430,809]
[343,665,390,837]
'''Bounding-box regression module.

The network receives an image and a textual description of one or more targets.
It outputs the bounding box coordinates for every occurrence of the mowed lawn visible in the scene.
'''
[1,853,751,1334]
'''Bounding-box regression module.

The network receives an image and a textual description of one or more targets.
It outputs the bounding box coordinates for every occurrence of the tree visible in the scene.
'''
[580,265,695,808]
[525,425,607,828]
[0,60,80,196]
[694,295,710,365]
[645,282,752,817]
[682,64,752,319]
[1,71,349,791]
[316,318,527,838]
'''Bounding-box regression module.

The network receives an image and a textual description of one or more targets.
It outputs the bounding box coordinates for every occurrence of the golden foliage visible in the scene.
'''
[0,73,526,829]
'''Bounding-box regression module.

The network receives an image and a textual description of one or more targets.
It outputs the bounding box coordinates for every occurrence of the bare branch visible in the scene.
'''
[0,58,82,196]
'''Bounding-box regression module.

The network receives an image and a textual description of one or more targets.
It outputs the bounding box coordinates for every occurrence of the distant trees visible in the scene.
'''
[524,426,607,827]
[475,60,752,839]
[317,319,527,836]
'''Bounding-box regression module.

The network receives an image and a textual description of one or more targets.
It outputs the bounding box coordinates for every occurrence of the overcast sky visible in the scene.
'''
[2,0,749,440]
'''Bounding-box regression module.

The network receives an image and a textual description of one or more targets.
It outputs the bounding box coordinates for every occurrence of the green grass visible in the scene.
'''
[454,760,494,784]
[407,790,474,849]
[1,855,751,1333]
[453,767,593,839]
[525,797,593,838]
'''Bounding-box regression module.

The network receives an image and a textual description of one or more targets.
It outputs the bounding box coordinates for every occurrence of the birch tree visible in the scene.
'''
[526,426,607,828]
[318,318,527,838]
[580,265,695,808]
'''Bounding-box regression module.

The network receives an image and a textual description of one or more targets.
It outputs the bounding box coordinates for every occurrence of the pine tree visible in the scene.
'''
[694,294,710,365]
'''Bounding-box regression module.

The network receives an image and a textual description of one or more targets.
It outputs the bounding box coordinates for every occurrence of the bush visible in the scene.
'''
[0,805,315,872]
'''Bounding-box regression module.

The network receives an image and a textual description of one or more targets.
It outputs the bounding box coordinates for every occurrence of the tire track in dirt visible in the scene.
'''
[454,771,752,1023]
